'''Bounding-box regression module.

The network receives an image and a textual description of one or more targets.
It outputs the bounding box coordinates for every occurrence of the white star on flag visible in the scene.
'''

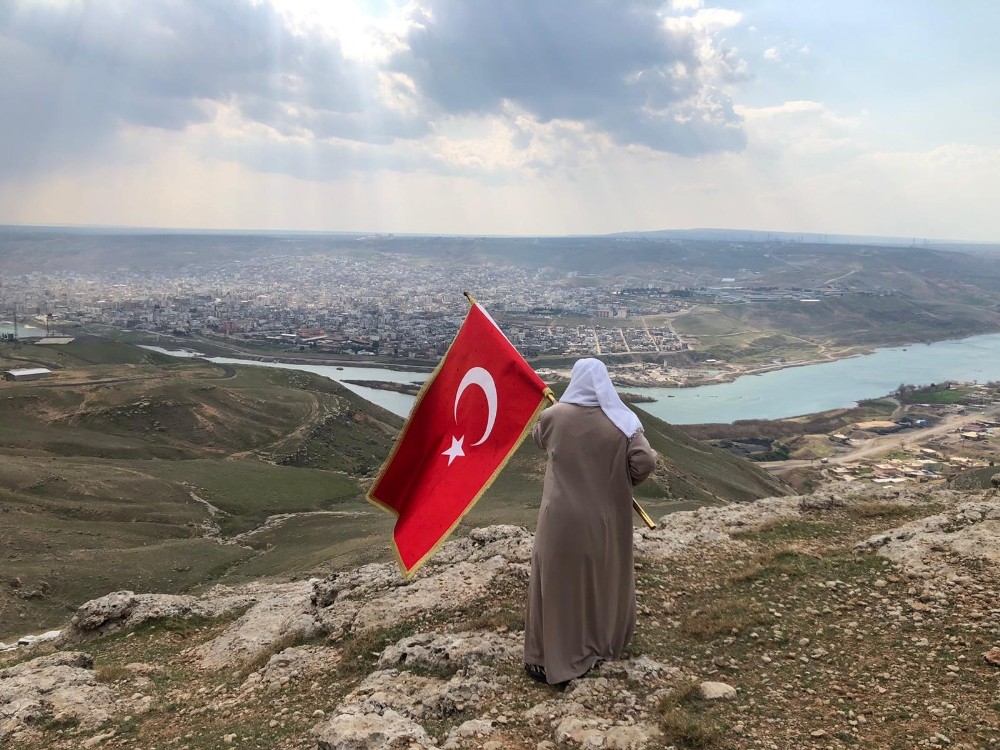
[442,435,465,466]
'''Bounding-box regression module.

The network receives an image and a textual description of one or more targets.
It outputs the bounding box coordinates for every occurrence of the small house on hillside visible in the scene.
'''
[3,367,52,382]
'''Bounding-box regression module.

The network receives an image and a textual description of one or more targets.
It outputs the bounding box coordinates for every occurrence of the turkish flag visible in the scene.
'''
[368,303,550,577]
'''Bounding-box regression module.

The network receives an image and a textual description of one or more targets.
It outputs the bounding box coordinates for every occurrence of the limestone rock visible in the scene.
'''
[69,590,141,631]
[339,669,454,721]
[239,645,331,694]
[64,589,256,640]
[552,715,661,749]
[635,496,805,560]
[442,718,495,749]
[856,498,1000,579]
[193,581,319,669]
[0,652,121,741]
[15,630,61,648]
[554,716,608,748]
[81,729,116,748]
[376,630,521,672]
[428,524,533,565]
[637,483,951,564]
[313,708,439,750]
[598,655,679,683]
[604,723,662,749]
[348,559,521,633]
[310,563,399,610]
[699,681,737,701]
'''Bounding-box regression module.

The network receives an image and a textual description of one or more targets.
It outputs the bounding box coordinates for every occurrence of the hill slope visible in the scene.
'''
[0,338,788,641]
[3,483,998,749]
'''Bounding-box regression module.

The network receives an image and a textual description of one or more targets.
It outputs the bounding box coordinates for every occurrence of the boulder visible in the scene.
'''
[313,708,439,750]
[0,652,122,741]
[699,681,737,701]
[65,589,257,639]
[376,630,521,672]
[194,581,319,669]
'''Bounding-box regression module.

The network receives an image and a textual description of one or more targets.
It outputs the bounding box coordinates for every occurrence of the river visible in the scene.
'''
[630,333,1000,424]
[0,322,44,338]
[141,347,423,416]
[143,331,1000,425]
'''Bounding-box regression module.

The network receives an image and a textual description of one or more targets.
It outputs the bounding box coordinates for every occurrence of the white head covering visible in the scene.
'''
[560,358,643,438]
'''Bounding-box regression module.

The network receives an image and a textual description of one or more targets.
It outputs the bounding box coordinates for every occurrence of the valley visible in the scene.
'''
[0,337,788,642]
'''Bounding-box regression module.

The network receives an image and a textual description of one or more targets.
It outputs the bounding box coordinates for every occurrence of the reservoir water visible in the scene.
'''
[633,333,1000,424]
[0,322,44,338]
[141,348,423,416]
[144,331,1000,425]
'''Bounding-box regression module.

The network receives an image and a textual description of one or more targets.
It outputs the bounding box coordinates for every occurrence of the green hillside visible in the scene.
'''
[0,338,788,640]
[0,341,402,639]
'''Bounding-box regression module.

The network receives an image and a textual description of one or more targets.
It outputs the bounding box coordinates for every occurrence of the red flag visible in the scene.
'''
[367,302,550,577]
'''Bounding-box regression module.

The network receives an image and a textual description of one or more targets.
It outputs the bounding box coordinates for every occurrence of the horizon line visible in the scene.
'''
[0,221,994,247]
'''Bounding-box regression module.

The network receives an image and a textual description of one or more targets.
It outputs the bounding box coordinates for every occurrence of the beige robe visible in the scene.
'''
[524,403,657,684]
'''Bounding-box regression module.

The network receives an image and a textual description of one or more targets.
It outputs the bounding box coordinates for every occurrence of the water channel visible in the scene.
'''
[0,322,44,338]
[144,331,1000,425]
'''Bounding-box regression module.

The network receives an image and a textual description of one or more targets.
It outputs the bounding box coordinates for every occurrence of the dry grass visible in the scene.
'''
[731,517,839,543]
[658,707,725,749]
[679,598,770,640]
[234,632,311,682]
[844,501,917,519]
[94,665,133,684]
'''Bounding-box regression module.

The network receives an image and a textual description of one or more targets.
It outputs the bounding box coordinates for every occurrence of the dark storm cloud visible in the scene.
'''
[394,0,747,155]
[0,0,420,177]
[0,0,746,182]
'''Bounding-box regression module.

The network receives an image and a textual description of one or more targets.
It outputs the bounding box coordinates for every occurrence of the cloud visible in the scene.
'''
[393,0,747,156]
[0,0,750,185]
[737,100,862,158]
[763,47,781,62]
[0,0,422,176]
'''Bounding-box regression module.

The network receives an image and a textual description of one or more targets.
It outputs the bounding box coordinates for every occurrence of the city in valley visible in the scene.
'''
[4,229,1000,387]
[4,228,1000,494]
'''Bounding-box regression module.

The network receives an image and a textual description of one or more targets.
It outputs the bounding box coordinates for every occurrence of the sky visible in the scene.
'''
[1,0,998,240]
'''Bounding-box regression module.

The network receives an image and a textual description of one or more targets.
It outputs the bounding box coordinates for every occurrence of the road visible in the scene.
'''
[759,405,1000,473]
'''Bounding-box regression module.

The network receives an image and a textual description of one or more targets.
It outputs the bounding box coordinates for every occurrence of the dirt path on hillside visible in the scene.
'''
[227,390,323,461]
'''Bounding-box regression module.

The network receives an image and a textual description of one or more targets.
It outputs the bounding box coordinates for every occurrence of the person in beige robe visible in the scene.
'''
[524,358,657,685]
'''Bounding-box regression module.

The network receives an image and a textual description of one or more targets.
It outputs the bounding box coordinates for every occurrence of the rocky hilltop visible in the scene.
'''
[3,482,999,749]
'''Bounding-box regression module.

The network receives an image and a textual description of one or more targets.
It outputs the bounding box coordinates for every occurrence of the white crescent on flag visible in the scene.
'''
[454,366,498,446]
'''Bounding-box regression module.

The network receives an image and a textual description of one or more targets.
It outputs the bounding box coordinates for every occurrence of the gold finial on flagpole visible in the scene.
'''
[463,291,478,307]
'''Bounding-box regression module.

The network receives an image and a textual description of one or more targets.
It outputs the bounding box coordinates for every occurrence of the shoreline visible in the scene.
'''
[608,344,879,389]
[239,355,433,374]
[143,327,1000,394]
[342,379,422,395]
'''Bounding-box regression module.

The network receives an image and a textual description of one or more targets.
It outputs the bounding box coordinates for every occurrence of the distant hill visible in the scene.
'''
[605,227,998,247]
